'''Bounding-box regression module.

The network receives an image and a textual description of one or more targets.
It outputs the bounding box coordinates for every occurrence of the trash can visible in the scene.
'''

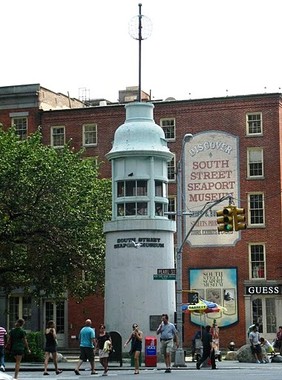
[145,336,157,367]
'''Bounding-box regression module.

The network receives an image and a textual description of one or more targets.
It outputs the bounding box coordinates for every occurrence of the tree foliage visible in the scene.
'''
[0,128,111,299]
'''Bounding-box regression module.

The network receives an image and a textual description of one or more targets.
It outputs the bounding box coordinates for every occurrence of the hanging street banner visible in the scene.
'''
[185,131,241,247]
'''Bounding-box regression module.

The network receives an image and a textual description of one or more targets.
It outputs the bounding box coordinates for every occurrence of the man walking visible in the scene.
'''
[0,325,7,372]
[196,325,216,370]
[74,319,97,375]
[156,314,179,373]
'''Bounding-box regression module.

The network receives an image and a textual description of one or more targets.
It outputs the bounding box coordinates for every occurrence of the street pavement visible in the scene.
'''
[2,358,282,380]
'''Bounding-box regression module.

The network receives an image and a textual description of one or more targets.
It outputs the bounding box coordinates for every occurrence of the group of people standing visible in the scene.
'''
[249,323,282,363]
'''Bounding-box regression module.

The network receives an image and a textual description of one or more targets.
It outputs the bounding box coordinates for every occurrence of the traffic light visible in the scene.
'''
[234,207,246,231]
[216,207,234,232]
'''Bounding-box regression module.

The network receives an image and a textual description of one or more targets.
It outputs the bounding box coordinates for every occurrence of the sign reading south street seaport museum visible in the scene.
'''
[185,131,240,247]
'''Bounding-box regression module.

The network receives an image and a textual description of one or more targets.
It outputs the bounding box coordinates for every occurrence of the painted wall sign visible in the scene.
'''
[185,131,240,247]
[189,267,238,328]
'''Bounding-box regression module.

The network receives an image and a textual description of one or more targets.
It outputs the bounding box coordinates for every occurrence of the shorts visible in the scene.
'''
[160,339,174,355]
[45,345,57,353]
[251,344,262,354]
[11,350,24,356]
[99,349,109,359]
[79,346,94,362]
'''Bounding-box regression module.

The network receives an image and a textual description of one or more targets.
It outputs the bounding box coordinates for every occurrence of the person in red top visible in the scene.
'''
[274,326,282,354]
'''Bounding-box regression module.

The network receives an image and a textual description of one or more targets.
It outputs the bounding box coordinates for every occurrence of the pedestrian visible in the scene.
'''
[0,325,7,372]
[247,322,260,337]
[124,323,143,375]
[7,318,31,380]
[273,326,282,354]
[196,325,216,370]
[191,330,201,362]
[249,324,263,363]
[156,314,179,373]
[74,319,97,376]
[95,324,112,376]
[260,337,275,360]
[43,320,62,375]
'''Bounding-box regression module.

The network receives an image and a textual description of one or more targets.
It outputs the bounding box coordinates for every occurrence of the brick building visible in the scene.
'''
[0,83,281,350]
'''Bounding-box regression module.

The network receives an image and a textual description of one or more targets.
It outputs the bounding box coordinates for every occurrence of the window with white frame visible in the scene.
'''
[160,118,175,141]
[167,196,176,220]
[8,296,32,330]
[11,117,28,140]
[248,193,264,226]
[249,244,265,279]
[246,113,262,135]
[168,155,176,181]
[51,126,65,147]
[247,148,264,178]
[83,123,97,146]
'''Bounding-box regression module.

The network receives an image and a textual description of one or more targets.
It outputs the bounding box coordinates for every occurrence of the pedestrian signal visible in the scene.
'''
[188,292,199,305]
[216,207,234,232]
[234,207,246,231]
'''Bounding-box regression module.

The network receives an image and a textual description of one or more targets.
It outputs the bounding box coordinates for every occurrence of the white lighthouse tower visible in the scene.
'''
[104,101,176,341]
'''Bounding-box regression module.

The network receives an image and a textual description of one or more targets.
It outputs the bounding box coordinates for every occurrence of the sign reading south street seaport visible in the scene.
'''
[185,131,240,247]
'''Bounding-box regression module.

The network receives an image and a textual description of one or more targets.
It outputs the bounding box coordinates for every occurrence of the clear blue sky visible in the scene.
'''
[1,0,281,102]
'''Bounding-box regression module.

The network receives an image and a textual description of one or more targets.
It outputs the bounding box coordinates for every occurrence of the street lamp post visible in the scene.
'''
[174,133,193,367]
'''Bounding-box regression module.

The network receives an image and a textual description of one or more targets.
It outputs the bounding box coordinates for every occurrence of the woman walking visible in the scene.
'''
[124,323,143,375]
[7,318,31,380]
[43,320,62,375]
[95,324,112,376]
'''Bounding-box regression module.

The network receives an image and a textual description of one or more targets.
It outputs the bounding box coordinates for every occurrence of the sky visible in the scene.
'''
[1,0,281,102]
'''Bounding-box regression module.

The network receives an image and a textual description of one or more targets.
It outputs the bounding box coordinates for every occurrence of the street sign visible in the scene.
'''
[157,268,176,275]
[153,274,176,280]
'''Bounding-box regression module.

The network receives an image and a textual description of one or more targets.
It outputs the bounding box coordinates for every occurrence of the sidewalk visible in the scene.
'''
[4,357,282,372]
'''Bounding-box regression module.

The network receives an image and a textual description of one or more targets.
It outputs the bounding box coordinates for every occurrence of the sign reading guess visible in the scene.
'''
[246,285,281,295]
[185,131,240,247]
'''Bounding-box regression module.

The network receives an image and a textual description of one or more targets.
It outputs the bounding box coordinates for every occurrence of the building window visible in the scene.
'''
[167,196,176,220]
[8,296,32,331]
[160,118,175,141]
[247,148,264,178]
[83,124,97,146]
[246,113,262,135]
[11,117,28,140]
[252,299,262,331]
[168,155,176,181]
[249,244,265,279]
[51,126,65,147]
[249,193,264,226]
[265,299,276,333]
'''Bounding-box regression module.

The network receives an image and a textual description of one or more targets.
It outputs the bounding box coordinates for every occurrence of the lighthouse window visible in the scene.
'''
[155,202,164,216]
[117,182,125,197]
[126,181,135,196]
[125,202,135,215]
[155,180,163,196]
[137,202,148,215]
[136,180,147,196]
[117,180,148,197]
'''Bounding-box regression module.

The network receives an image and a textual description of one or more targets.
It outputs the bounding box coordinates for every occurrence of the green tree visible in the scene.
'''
[0,128,111,299]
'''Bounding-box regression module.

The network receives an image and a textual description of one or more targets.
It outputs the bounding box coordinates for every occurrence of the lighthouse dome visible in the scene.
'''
[106,102,173,160]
